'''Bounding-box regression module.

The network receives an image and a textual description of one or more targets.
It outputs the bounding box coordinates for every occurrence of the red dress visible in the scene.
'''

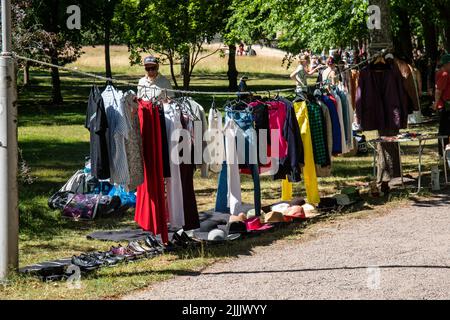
[135,100,168,244]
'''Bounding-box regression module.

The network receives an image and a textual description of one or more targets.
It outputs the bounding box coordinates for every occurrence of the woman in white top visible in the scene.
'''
[290,54,324,89]
[137,56,175,100]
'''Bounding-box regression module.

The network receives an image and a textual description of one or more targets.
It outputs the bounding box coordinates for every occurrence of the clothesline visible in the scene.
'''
[13,53,292,96]
[13,49,387,96]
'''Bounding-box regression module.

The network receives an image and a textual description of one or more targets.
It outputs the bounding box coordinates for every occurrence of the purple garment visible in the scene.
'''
[321,95,342,154]
[356,64,408,131]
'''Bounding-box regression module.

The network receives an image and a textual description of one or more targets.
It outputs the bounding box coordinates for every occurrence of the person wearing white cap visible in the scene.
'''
[137,55,175,100]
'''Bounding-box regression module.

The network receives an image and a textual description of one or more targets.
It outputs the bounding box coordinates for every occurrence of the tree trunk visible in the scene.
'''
[50,50,63,105]
[168,55,179,90]
[421,17,438,95]
[369,0,401,186]
[182,52,190,90]
[104,15,112,79]
[444,27,450,52]
[23,61,30,86]
[368,0,393,54]
[227,44,238,91]
[48,0,62,104]
[436,4,450,52]
[393,6,413,63]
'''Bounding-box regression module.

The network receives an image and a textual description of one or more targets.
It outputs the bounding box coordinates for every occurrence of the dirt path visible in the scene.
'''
[124,195,450,300]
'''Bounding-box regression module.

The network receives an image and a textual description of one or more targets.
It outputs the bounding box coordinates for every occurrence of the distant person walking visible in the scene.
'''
[238,42,245,56]
[433,53,450,151]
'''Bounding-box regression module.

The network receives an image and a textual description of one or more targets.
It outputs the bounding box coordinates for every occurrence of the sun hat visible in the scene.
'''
[271,203,290,214]
[143,56,159,65]
[302,203,316,216]
[264,211,285,223]
[192,229,241,242]
[244,217,274,232]
[283,205,306,220]
[229,213,247,223]
[227,221,248,234]
[439,54,450,67]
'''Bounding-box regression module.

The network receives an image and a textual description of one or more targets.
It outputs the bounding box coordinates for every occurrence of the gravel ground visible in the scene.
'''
[124,195,450,300]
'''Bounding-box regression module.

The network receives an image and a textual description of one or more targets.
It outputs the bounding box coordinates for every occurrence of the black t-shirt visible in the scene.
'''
[85,85,110,179]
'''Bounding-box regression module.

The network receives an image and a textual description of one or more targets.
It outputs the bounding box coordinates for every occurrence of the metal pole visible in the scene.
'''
[0,0,18,280]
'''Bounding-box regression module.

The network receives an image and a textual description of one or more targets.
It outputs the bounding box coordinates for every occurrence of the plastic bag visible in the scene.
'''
[108,185,136,208]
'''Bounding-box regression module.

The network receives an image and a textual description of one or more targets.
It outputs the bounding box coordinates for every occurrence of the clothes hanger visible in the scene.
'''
[211,95,217,111]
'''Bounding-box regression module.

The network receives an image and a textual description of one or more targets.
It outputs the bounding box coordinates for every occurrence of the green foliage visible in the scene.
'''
[225,0,369,54]
[81,0,126,46]
[117,0,229,77]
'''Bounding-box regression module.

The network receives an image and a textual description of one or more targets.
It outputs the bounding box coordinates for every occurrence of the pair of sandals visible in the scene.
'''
[170,231,201,250]
[109,235,165,260]
[128,241,161,258]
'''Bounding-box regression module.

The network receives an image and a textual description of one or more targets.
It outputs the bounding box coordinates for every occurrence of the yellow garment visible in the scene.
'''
[281,101,320,205]
[281,177,293,201]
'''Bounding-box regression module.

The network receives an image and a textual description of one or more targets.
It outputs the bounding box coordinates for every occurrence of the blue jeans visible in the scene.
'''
[215,110,261,216]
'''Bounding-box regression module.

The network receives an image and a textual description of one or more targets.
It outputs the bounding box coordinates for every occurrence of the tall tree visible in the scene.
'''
[226,0,369,65]
[118,0,228,90]
[224,0,277,89]
[83,0,123,79]
[24,0,91,104]
[435,0,450,52]
[392,2,413,62]
[9,0,49,86]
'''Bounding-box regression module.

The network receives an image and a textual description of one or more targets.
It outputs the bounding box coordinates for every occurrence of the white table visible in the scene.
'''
[367,135,449,193]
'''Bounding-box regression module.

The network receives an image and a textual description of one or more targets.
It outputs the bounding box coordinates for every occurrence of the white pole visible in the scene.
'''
[0,0,18,281]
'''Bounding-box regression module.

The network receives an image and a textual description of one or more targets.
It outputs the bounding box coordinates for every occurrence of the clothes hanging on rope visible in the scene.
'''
[121,91,144,191]
[135,99,168,243]
[355,60,408,131]
[85,85,110,180]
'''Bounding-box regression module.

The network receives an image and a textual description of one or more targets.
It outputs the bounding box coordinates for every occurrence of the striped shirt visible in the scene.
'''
[102,85,130,187]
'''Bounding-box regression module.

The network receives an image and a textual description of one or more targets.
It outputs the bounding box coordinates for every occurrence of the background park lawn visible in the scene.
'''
[0,46,440,299]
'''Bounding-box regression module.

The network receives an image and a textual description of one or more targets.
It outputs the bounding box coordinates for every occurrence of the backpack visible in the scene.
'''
[48,170,89,211]
[60,170,88,194]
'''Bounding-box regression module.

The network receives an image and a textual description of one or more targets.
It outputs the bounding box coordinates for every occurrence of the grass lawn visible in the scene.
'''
[0,45,443,299]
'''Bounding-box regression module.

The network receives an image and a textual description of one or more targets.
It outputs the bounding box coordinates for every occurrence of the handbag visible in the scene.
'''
[62,193,101,220]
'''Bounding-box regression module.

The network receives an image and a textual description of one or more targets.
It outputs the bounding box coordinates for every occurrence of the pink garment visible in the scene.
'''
[266,101,288,158]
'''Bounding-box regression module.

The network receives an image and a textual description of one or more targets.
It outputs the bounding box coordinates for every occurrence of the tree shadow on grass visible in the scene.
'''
[408,189,450,207]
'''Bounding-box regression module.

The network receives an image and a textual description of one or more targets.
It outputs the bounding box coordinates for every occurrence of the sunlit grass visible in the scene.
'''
[3,45,443,299]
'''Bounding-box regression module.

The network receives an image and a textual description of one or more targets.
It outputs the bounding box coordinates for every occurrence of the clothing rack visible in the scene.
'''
[13,49,388,98]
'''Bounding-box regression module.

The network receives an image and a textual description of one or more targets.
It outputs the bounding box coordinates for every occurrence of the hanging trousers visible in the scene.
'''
[215,110,261,216]
[282,101,320,205]
[135,100,168,244]
[179,114,200,231]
